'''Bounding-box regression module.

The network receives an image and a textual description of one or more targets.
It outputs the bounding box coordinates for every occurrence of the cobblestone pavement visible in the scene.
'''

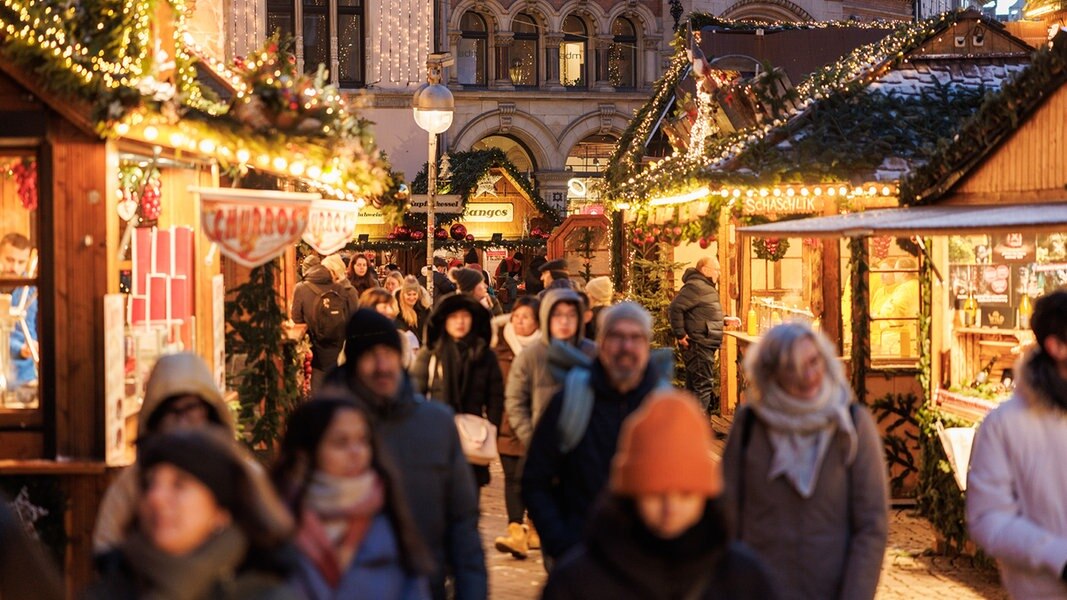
[478,463,1006,599]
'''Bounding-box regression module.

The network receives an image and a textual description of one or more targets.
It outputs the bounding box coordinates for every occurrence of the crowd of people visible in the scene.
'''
[6,245,1065,600]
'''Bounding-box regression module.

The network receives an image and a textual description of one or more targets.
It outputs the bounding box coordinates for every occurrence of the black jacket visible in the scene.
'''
[324,371,487,600]
[522,359,660,560]
[291,265,359,369]
[668,268,724,349]
[543,497,778,600]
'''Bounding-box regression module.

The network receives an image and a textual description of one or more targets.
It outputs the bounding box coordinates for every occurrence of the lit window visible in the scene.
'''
[511,13,539,87]
[609,17,637,88]
[458,12,488,86]
[560,15,587,88]
[266,0,365,88]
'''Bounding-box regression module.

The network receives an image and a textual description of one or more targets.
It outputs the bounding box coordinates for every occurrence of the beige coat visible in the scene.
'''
[722,403,888,600]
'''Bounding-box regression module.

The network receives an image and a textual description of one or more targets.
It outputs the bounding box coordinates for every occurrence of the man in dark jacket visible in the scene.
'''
[668,256,735,414]
[522,301,660,566]
[291,261,358,393]
[326,310,487,600]
[419,256,458,300]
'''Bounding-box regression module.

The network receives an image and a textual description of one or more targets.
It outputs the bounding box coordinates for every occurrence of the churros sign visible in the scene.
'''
[304,199,360,255]
[196,188,318,268]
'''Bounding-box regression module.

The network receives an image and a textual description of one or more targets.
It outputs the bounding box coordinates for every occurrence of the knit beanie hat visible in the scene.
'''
[596,301,653,346]
[140,428,244,512]
[610,389,722,497]
[452,267,485,294]
[584,276,613,306]
[345,308,403,362]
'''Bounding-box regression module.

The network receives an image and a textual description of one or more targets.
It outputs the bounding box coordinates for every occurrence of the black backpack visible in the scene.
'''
[307,282,348,345]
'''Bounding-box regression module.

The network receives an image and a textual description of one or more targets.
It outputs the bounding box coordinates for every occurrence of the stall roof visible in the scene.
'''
[738,203,1067,237]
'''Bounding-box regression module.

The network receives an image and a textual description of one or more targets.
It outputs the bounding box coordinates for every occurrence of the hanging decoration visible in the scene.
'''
[8,158,37,211]
[753,237,789,261]
[473,172,501,197]
[303,199,361,255]
[871,236,893,261]
[197,187,317,268]
[119,163,163,227]
[449,223,468,241]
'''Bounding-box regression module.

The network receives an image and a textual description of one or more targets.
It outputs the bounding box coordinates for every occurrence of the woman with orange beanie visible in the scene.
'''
[541,390,777,599]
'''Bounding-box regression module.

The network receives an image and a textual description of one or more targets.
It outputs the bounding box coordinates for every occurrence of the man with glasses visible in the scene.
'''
[522,302,662,567]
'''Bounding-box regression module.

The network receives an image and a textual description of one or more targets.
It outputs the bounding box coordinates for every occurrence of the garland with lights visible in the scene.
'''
[900,28,1067,206]
[344,237,547,253]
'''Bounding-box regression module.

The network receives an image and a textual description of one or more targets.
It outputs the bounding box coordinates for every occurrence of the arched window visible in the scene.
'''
[473,135,536,173]
[510,13,539,87]
[266,0,365,88]
[560,15,587,88]
[457,11,488,86]
[609,17,637,88]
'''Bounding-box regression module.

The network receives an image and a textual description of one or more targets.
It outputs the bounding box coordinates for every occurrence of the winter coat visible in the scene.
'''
[505,289,597,448]
[324,372,486,600]
[94,354,288,554]
[291,514,430,600]
[395,305,429,341]
[292,265,359,370]
[543,497,778,600]
[967,349,1067,600]
[86,529,298,600]
[667,268,724,349]
[522,359,661,560]
[348,271,380,297]
[721,404,888,600]
[493,321,542,457]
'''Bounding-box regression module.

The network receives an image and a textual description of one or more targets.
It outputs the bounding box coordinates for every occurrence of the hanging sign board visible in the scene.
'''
[304,199,360,255]
[464,202,514,223]
[358,206,387,225]
[743,195,824,215]
[409,194,463,213]
[195,188,318,268]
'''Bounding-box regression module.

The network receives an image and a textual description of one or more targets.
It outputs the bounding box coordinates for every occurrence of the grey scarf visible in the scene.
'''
[750,381,858,498]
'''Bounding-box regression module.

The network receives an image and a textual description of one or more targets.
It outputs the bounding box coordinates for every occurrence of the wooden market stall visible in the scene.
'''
[0,2,395,592]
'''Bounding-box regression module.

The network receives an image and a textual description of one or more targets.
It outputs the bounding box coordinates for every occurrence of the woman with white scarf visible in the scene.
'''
[722,322,888,600]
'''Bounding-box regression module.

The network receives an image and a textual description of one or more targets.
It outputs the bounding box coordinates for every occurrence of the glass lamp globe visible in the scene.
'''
[412,82,455,134]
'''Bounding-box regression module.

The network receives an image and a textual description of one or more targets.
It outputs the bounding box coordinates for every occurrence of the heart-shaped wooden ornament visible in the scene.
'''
[118,198,138,221]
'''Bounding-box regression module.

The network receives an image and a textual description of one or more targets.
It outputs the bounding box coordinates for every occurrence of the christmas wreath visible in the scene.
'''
[753,237,790,261]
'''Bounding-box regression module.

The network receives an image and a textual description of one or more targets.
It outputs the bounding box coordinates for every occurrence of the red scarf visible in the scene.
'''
[295,473,385,588]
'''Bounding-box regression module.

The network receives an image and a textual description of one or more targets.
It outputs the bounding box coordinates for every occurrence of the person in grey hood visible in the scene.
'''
[93,353,292,555]
[505,288,596,449]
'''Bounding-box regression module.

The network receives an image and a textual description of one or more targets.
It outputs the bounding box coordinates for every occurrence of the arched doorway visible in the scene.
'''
[471,134,537,174]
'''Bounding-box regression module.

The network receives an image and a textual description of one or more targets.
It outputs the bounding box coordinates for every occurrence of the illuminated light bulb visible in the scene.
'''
[257,155,270,167]
[289,162,305,176]
[355,198,367,208]
[838,186,848,196]
[169,132,184,147]
[786,188,795,196]
[801,187,809,196]
[827,187,836,197]
[746,190,754,198]
[272,156,287,171]
[759,188,769,197]
[732,189,741,198]
[236,149,251,163]
[143,125,158,140]
[772,188,781,197]
[199,139,216,153]
[882,186,891,196]
[306,165,322,179]
[114,122,130,136]
[868,186,876,195]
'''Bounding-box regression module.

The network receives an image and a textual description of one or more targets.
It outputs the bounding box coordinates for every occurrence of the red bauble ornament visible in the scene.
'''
[364,251,376,262]
[411,230,426,241]
[530,227,543,238]
[449,223,467,241]
[396,225,410,237]
[633,228,643,236]
[435,227,448,240]
[698,237,710,249]
[140,178,162,221]
[652,227,661,236]
[387,233,397,240]
[465,234,475,242]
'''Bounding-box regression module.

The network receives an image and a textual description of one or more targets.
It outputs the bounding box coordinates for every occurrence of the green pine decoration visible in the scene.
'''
[225,259,301,450]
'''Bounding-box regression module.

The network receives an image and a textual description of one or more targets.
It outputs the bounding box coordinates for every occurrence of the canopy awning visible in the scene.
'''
[738,203,1067,237]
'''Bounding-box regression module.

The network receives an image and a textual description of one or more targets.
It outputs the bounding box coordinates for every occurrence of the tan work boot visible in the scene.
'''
[494,522,528,559]
[526,520,541,550]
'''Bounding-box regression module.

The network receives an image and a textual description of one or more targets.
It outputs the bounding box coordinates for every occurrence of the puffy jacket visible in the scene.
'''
[324,371,486,600]
[967,349,1067,600]
[291,514,430,600]
[667,268,724,349]
[505,289,595,448]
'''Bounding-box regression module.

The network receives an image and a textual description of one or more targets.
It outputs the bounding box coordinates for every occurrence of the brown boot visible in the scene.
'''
[494,522,528,559]
[526,520,541,550]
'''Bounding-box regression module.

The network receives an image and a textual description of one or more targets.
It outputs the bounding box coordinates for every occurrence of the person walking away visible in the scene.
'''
[582,276,613,341]
[86,428,297,600]
[411,294,504,503]
[491,296,542,559]
[506,289,596,450]
[668,256,737,414]
[324,309,486,600]
[273,395,433,599]
[525,254,547,296]
[721,322,888,600]
[294,256,357,393]
[522,302,663,565]
[93,353,291,554]
[967,290,1067,599]
[395,277,430,341]
[452,267,503,316]
[543,390,778,600]
[347,254,379,296]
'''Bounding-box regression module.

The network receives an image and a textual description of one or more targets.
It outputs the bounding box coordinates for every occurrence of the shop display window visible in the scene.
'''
[748,237,814,333]
[869,237,919,362]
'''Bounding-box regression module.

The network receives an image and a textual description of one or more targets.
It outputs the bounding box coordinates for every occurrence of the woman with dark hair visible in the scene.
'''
[490,295,541,559]
[87,428,297,599]
[347,255,379,296]
[273,396,432,599]
[411,294,504,500]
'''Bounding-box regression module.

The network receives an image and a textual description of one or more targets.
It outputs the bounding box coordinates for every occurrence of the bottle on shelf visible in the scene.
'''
[1018,293,1033,330]
[971,355,998,388]
[746,306,758,336]
[963,287,978,327]
[771,310,782,328]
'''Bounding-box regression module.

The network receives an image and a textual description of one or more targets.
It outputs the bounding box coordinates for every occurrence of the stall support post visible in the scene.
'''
[426,133,437,296]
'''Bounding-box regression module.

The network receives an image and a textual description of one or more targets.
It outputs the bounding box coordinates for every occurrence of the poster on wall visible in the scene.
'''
[196,188,318,268]
[949,264,1011,304]
[103,294,131,466]
[992,233,1035,262]
[303,199,360,255]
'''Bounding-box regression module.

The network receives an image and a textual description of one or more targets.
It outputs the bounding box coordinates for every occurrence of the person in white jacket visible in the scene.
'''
[967,289,1067,599]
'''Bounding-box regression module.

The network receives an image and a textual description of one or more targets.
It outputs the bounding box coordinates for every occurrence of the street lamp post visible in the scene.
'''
[412,59,454,298]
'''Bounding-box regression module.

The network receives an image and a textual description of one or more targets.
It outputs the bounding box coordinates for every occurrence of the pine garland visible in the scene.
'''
[849,236,870,404]
[224,259,301,450]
